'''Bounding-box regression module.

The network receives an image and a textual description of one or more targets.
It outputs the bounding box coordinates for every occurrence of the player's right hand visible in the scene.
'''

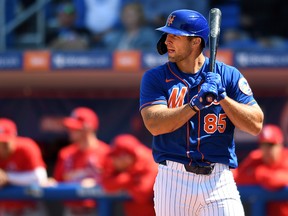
[189,82,218,111]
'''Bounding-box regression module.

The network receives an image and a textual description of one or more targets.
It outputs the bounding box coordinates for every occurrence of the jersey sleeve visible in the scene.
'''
[123,145,157,202]
[255,165,288,190]
[220,63,257,105]
[19,138,46,170]
[139,66,167,110]
[53,149,66,181]
[233,152,258,185]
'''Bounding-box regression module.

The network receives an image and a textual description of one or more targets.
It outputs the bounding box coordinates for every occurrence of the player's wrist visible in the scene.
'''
[188,102,199,112]
[189,96,203,111]
[217,87,227,101]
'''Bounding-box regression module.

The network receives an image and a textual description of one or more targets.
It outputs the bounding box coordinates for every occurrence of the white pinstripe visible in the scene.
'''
[153,161,245,216]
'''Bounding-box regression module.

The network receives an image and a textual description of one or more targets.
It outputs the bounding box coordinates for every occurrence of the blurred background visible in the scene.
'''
[0,0,287,215]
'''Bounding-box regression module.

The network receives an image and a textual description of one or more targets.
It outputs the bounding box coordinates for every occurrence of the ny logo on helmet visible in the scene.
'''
[167,15,176,26]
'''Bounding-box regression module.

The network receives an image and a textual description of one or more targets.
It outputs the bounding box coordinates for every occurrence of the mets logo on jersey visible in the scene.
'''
[167,15,176,26]
[168,87,187,108]
[238,77,252,95]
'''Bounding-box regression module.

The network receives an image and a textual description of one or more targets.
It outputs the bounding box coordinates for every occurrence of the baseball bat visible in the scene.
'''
[205,8,222,103]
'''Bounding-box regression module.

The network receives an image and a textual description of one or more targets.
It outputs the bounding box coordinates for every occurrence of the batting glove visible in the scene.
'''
[206,72,227,101]
[189,82,218,111]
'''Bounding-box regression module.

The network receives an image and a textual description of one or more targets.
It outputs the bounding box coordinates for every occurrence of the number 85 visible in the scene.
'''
[204,113,227,134]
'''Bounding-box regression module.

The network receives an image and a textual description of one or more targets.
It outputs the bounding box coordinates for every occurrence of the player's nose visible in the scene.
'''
[165,38,172,46]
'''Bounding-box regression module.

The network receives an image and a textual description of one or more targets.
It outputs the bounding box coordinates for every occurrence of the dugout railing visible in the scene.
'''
[0,184,287,216]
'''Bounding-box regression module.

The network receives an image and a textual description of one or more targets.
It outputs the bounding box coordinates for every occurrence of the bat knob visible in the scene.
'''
[205,93,215,103]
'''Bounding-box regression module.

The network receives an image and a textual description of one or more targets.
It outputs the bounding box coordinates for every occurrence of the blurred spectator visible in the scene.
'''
[46,1,92,50]
[141,0,209,30]
[240,0,274,39]
[53,107,110,216]
[102,2,158,51]
[0,118,48,216]
[233,124,288,216]
[240,0,288,48]
[101,134,157,216]
[72,0,123,48]
[220,28,259,49]
[210,0,242,48]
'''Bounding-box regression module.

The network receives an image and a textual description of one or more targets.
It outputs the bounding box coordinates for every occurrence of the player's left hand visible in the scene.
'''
[205,72,227,101]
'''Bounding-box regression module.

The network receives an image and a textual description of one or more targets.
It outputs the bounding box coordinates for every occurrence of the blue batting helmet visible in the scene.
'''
[156,9,209,54]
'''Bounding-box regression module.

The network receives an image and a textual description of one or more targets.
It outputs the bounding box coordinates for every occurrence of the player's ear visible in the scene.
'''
[191,37,201,46]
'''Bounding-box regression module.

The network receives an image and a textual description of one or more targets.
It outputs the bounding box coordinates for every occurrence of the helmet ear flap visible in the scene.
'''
[157,33,167,55]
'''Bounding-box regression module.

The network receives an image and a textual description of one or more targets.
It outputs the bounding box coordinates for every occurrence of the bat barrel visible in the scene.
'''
[209,8,221,72]
[206,8,222,103]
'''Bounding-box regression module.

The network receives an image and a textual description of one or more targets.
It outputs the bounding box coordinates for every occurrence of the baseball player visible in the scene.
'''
[53,107,110,216]
[101,134,157,216]
[139,9,264,216]
[233,124,288,216]
[0,118,48,216]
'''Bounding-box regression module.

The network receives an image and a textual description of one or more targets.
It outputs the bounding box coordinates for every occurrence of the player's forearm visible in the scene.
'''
[255,166,288,190]
[141,104,196,136]
[220,97,264,136]
[6,167,48,186]
[102,173,131,191]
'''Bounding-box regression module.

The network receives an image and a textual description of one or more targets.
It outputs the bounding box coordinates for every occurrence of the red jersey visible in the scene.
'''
[101,134,157,216]
[234,149,288,216]
[0,137,46,210]
[53,140,110,208]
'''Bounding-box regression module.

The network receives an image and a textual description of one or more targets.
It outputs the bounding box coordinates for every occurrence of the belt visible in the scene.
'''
[159,160,214,175]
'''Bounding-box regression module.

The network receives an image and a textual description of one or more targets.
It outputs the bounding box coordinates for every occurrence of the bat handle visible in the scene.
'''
[205,69,216,103]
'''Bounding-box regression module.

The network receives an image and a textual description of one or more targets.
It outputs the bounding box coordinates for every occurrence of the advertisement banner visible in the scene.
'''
[23,50,50,72]
[51,51,112,70]
[142,51,167,69]
[0,52,22,70]
[113,50,141,72]
[234,51,288,68]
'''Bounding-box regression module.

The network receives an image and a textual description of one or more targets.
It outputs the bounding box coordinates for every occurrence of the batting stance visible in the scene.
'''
[140,9,264,216]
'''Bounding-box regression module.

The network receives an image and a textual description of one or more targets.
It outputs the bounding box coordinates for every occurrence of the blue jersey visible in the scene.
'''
[139,57,257,168]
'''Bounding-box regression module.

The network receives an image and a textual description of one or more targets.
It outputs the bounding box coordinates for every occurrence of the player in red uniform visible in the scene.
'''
[100,134,157,216]
[0,118,48,216]
[53,107,110,216]
[233,124,288,216]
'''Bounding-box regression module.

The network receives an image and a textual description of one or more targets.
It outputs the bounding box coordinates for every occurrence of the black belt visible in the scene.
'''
[159,160,214,175]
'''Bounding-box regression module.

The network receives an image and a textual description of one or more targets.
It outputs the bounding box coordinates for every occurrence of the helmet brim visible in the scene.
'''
[156,26,192,36]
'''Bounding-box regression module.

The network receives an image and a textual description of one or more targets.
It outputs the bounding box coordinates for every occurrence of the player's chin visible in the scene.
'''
[167,56,176,62]
[167,52,176,61]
